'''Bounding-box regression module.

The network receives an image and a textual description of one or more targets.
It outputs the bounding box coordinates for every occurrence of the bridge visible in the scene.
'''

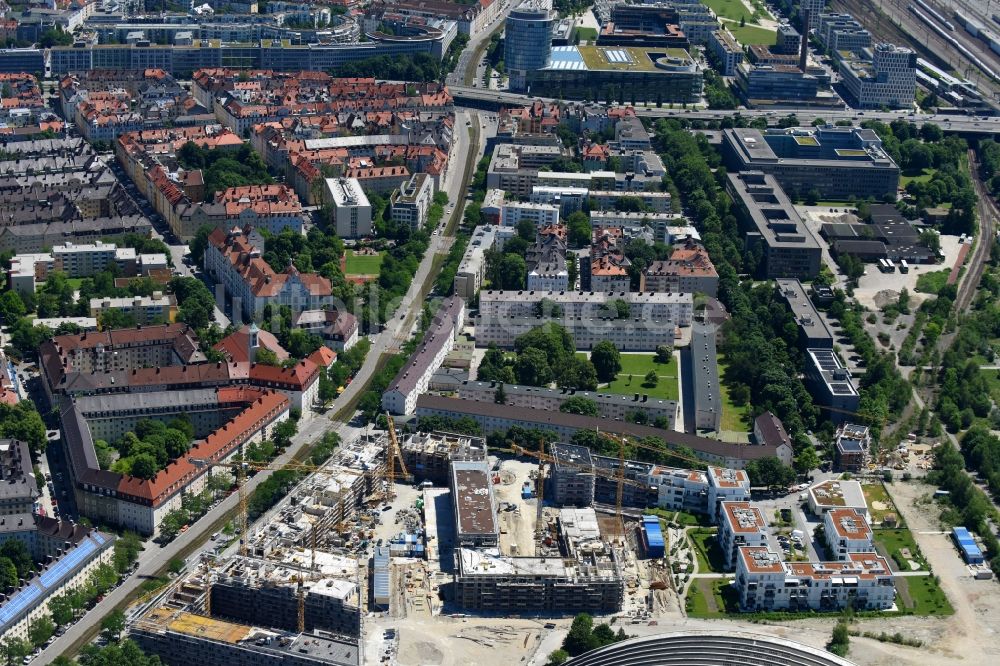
[450,85,1000,135]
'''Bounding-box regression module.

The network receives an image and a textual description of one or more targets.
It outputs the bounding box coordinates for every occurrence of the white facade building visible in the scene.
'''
[382,296,465,414]
[323,177,373,238]
[502,201,560,228]
[823,508,873,560]
[718,501,769,570]
[736,546,895,612]
[390,173,434,230]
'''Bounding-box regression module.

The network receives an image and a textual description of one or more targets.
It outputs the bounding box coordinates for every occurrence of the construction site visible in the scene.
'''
[127,420,737,665]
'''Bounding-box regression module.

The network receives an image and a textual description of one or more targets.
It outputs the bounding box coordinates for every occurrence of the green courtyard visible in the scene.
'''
[343,250,384,274]
[589,352,680,401]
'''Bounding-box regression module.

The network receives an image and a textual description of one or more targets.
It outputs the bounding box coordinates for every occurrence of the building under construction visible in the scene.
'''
[130,555,361,666]
[448,457,624,615]
[248,433,388,558]
[400,431,488,485]
[131,607,360,666]
[209,555,362,637]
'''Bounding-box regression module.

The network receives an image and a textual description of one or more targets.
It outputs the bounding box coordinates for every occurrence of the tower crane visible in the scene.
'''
[384,412,413,498]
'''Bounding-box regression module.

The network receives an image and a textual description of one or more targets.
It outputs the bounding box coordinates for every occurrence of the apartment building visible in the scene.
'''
[706,466,754,515]
[726,171,822,279]
[389,173,434,230]
[718,501,769,569]
[550,443,597,507]
[685,322,721,432]
[824,508,873,560]
[399,431,487,485]
[736,546,895,612]
[457,380,679,425]
[454,547,623,614]
[817,13,871,54]
[478,289,693,323]
[204,227,334,321]
[502,201,560,228]
[476,315,681,350]
[753,411,793,456]
[418,396,787,469]
[453,224,516,299]
[89,292,178,325]
[0,523,115,644]
[588,190,673,213]
[291,309,359,351]
[0,440,38,517]
[808,479,869,518]
[382,296,465,415]
[642,240,718,296]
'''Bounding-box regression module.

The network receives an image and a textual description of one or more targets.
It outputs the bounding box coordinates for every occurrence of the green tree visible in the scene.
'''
[130,453,159,480]
[545,650,569,666]
[0,637,31,664]
[563,613,596,656]
[28,616,54,647]
[49,595,75,625]
[0,558,16,591]
[642,370,659,388]
[101,609,126,642]
[654,345,672,364]
[745,456,796,491]
[515,348,552,386]
[590,341,622,383]
[560,396,600,416]
[566,211,591,248]
[0,540,32,579]
[0,290,26,324]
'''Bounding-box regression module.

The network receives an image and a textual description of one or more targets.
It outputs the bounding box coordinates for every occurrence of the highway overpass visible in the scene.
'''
[449,85,1000,136]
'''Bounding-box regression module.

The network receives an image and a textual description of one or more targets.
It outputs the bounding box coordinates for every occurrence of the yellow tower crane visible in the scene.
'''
[384,413,413,498]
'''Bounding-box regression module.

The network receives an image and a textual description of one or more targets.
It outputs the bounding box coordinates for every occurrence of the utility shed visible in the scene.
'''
[953,526,984,564]
[642,515,665,558]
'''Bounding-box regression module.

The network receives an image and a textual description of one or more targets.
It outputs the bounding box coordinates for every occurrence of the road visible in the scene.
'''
[450,85,1000,133]
[42,36,496,660]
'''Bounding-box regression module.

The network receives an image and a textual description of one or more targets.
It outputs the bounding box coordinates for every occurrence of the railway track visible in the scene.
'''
[957,148,997,313]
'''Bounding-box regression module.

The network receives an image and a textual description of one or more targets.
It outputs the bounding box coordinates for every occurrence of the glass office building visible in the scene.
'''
[505,0,555,92]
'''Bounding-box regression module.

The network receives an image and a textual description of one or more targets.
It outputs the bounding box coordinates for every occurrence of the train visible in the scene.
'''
[908,4,1000,82]
[954,7,1000,56]
[913,0,955,30]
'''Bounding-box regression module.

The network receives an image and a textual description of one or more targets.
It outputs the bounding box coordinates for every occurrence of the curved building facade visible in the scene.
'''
[566,631,857,666]
[505,0,554,91]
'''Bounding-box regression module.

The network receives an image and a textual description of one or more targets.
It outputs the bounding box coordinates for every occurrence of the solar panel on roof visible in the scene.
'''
[39,538,97,589]
[0,585,41,627]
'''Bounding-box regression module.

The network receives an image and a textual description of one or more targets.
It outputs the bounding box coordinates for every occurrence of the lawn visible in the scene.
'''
[915,269,951,294]
[728,23,777,46]
[574,26,597,42]
[897,574,954,615]
[873,528,927,571]
[900,168,937,187]
[718,359,751,432]
[65,277,87,290]
[643,507,714,527]
[862,482,901,527]
[985,369,1000,403]
[343,250,383,275]
[702,0,759,22]
[689,527,726,573]
[585,352,680,401]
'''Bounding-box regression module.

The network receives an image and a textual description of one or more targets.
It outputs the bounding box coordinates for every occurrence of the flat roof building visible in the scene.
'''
[323,177,373,238]
[685,322,721,433]
[450,460,499,548]
[722,126,900,200]
[718,501,769,570]
[824,507,873,560]
[808,479,868,517]
[776,278,835,350]
[805,348,859,424]
[726,171,821,280]
[550,442,596,507]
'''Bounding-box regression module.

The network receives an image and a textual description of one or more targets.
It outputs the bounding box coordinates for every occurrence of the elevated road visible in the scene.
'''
[450,85,1000,134]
